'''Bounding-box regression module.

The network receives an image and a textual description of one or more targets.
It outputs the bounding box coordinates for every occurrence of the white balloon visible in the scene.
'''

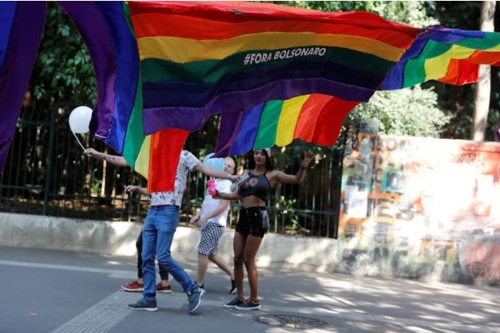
[69,106,92,134]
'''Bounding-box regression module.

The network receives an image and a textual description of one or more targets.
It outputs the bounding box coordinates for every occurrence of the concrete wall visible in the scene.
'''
[0,212,339,272]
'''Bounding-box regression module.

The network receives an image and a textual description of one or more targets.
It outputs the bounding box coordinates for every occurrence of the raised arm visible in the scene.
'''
[85,148,129,167]
[195,161,239,182]
[274,151,314,184]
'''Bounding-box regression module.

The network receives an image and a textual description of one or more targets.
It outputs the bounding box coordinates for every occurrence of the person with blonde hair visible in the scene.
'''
[190,156,237,294]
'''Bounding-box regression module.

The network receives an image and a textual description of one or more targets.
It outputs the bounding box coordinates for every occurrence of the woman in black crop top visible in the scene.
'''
[215,148,314,310]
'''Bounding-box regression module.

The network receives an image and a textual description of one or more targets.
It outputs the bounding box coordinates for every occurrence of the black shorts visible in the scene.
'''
[236,207,269,238]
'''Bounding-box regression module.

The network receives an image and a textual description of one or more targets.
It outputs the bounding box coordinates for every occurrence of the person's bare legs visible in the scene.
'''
[209,254,234,279]
[197,253,210,286]
[233,231,246,300]
[244,235,263,303]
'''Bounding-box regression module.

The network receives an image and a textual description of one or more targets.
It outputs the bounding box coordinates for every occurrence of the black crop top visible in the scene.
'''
[239,171,271,202]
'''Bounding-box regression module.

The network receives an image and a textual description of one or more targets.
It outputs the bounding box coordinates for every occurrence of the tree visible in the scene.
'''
[472,1,496,141]
[428,2,500,142]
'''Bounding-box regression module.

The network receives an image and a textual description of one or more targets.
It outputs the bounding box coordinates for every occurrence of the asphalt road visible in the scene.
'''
[1,245,499,333]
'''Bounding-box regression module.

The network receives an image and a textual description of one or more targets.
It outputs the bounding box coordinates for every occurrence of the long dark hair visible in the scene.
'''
[226,156,236,175]
[247,149,274,171]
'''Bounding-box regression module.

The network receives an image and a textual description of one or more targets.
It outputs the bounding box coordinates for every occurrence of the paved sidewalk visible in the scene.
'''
[1,245,499,333]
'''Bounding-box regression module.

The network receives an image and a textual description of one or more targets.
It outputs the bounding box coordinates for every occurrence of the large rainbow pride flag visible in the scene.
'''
[4,1,500,191]
[129,1,418,134]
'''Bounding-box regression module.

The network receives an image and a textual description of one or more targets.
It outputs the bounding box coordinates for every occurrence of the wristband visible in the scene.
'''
[300,163,308,169]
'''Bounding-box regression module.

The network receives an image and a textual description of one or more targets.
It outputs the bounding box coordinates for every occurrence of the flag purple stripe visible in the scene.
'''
[59,1,139,153]
[440,26,484,41]
[142,60,386,109]
[142,80,212,108]
[142,77,375,135]
[214,112,245,158]
[59,2,140,154]
[230,105,264,156]
[95,2,140,153]
[0,2,46,171]
[0,2,16,70]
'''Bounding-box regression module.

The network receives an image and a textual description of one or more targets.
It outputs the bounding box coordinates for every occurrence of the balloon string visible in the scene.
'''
[72,131,86,151]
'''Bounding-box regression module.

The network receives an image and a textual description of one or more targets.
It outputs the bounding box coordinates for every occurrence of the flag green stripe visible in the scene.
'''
[141,47,395,84]
[402,41,452,88]
[458,33,500,50]
[254,100,284,149]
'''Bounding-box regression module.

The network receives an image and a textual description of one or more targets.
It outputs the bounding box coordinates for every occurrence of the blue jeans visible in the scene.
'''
[142,205,197,302]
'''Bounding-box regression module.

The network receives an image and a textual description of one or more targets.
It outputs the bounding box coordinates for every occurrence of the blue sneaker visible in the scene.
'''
[187,287,205,313]
[128,298,158,312]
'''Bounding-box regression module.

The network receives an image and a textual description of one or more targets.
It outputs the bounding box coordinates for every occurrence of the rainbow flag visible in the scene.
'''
[0,1,46,171]
[128,1,419,139]
[381,25,500,90]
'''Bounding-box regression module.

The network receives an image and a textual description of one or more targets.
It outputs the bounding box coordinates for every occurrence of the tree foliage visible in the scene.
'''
[355,86,451,137]
[293,0,438,27]
[29,2,96,115]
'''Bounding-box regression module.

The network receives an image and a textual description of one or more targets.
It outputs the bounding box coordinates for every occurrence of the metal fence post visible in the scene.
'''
[43,104,57,215]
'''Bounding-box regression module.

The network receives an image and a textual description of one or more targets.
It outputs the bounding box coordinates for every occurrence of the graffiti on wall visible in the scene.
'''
[339,133,500,283]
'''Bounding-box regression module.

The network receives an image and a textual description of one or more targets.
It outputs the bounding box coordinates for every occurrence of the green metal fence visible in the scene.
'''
[0,104,343,238]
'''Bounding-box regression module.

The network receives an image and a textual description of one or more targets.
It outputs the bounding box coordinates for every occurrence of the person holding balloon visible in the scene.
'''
[214,148,314,311]
[189,156,237,294]
[84,148,173,294]
[70,107,173,293]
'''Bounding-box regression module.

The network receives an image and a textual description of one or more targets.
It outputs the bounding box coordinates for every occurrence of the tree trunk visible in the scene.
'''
[472,1,495,141]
